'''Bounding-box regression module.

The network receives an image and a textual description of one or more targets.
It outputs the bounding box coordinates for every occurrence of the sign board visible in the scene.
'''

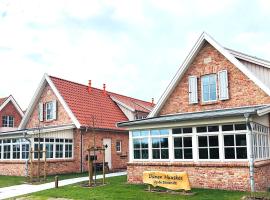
[143,171,191,191]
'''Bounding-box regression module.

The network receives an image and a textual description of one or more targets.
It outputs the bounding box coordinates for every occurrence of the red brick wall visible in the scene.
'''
[0,101,22,127]
[159,42,270,115]
[80,129,129,171]
[26,83,72,128]
[0,161,26,176]
[127,161,270,191]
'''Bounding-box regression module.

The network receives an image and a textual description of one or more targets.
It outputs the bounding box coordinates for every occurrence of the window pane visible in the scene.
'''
[208,126,219,132]
[183,128,192,133]
[224,135,234,146]
[199,148,208,159]
[133,139,140,149]
[141,138,148,148]
[235,124,246,130]
[236,147,247,159]
[210,91,216,101]
[225,148,235,159]
[140,130,149,136]
[174,137,182,148]
[198,136,207,147]
[209,136,218,147]
[132,131,140,137]
[160,138,168,148]
[152,138,160,148]
[210,148,219,159]
[222,124,234,131]
[142,150,148,159]
[172,128,182,134]
[161,149,169,159]
[197,126,207,133]
[134,150,140,159]
[160,129,169,135]
[174,149,183,159]
[184,149,193,159]
[236,134,246,146]
[150,130,159,136]
[152,149,160,159]
[184,137,192,147]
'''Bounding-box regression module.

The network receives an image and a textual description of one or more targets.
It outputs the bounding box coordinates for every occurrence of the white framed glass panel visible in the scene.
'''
[201,74,217,102]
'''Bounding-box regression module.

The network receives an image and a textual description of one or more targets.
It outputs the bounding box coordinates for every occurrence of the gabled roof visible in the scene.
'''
[20,74,153,130]
[0,95,24,117]
[118,105,270,127]
[148,32,270,118]
[109,92,153,113]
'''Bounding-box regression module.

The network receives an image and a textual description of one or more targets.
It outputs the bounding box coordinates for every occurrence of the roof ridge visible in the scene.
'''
[49,75,152,104]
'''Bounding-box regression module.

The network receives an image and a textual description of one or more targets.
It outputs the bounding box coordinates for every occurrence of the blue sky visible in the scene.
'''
[1,0,270,109]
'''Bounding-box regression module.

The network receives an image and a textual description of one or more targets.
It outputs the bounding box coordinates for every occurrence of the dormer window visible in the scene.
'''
[2,116,14,127]
[201,74,217,103]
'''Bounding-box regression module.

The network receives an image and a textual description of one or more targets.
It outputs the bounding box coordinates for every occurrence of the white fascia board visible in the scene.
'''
[148,32,206,118]
[110,96,135,112]
[0,95,24,117]
[19,73,81,129]
[19,74,47,129]
[148,32,270,118]
[45,74,81,128]
[227,49,270,69]
[257,106,270,116]
[27,124,76,135]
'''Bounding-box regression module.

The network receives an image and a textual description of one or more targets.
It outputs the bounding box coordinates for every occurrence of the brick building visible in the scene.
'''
[0,95,24,132]
[0,75,153,176]
[118,33,270,191]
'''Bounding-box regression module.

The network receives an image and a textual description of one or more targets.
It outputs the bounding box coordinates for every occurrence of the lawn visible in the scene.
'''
[23,175,251,200]
[0,172,89,188]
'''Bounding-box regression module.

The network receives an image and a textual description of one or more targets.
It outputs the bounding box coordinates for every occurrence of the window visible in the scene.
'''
[151,129,169,160]
[173,127,193,160]
[22,143,29,159]
[12,139,20,159]
[55,139,64,158]
[45,101,54,120]
[0,140,1,159]
[65,139,73,158]
[198,136,219,159]
[224,134,247,159]
[45,138,54,159]
[2,116,14,127]
[3,139,11,159]
[133,138,149,159]
[116,140,121,153]
[34,143,44,159]
[201,74,217,102]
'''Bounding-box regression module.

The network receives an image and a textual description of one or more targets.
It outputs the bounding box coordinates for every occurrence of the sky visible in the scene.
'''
[1,0,270,110]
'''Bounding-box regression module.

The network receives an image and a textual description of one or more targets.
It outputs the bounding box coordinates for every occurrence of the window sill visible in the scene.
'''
[201,101,218,106]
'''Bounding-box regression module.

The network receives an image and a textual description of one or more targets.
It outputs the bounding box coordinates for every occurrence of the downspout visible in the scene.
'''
[245,113,255,192]
[23,131,32,177]
[80,129,83,173]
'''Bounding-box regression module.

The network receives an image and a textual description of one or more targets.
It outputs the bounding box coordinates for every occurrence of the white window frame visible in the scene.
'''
[201,74,217,103]
[2,115,14,127]
[116,140,122,153]
[172,127,193,161]
[45,101,54,121]
[132,131,150,161]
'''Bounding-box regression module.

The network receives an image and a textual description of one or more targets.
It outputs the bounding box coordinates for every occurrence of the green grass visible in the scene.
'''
[24,175,250,200]
[0,175,26,188]
[0,172,90,188]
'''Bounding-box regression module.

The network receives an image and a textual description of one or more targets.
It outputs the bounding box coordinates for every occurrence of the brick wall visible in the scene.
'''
[26,83,72,129]
[127,161,270,191]
[80,129,129,171]
[0,101,22,128]
[159,42,270,115]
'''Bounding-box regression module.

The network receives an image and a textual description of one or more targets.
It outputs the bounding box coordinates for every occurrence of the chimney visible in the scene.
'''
[88,80,91,93]
[151,98,154,106]
[103,83,106,95]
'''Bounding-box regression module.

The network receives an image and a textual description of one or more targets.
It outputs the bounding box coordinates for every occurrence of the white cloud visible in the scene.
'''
[258,0,270,14]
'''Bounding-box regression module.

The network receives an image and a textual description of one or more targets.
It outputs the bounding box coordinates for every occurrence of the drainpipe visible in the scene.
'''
[244,113,255,192]
[23,131,32,178]
[80,129,83,173]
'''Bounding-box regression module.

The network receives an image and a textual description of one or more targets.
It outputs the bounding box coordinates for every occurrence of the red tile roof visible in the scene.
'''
[50,76,153,130]
[0,97,8,107]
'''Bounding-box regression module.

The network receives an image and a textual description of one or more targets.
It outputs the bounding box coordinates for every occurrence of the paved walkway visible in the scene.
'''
[0,171,127,200]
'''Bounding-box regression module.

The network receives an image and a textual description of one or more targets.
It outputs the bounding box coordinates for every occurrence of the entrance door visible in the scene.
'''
[103,138,112,169]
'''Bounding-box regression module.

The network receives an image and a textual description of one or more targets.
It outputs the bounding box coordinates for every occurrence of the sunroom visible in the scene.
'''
[118,105,270,191]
